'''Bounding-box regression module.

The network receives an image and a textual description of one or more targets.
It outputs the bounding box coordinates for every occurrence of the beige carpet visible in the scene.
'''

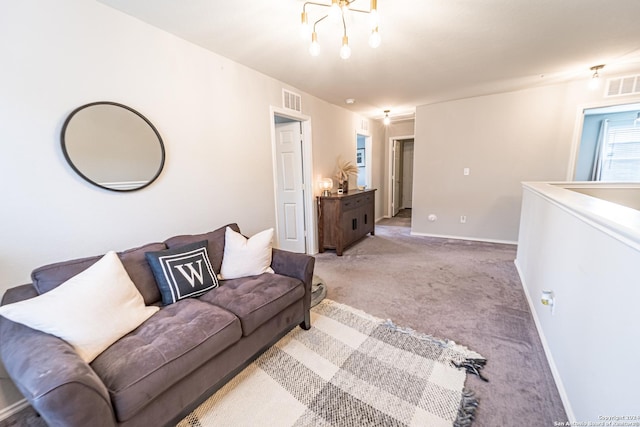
[178,299,484,427]
[313,214,567,426]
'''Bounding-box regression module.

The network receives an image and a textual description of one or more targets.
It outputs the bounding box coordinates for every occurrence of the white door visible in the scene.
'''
[402,141,414,208]
[275,121,306,253]
[392,140,403,216]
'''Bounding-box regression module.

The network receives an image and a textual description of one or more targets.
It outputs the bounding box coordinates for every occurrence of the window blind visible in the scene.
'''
[600,124,640,181]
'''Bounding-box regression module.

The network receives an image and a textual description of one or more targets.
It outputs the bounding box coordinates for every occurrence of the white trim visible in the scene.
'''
[409,231,517,245]
[365,136,372,188]
[269,106,317,255]
[0,399,29,422]
[567,96,640,180]
[514,260,575,423]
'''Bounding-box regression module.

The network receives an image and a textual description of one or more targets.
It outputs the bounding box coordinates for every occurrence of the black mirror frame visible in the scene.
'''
[61,101,166,192]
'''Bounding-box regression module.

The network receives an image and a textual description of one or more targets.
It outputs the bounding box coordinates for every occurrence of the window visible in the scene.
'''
[596,119,640,182]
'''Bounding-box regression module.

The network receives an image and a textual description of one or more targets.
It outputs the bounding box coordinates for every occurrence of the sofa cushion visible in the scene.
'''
[165,223,240,274]
[199,273,304,336]
[31,242,166,305]
[0,251,159,363]
[219,227,275,280]
[145,240,219,305]
[91,298,241,422]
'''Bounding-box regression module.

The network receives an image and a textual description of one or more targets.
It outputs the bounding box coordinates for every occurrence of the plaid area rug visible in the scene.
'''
[178,300,486,427]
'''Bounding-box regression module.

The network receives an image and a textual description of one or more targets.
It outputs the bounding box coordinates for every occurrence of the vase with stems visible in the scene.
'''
[334,158,358,194]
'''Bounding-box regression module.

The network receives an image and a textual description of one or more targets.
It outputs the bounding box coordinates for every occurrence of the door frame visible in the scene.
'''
[401,139,414,209]
[387,134,414,217]
[270,106,316,254]
[355,131,372,188]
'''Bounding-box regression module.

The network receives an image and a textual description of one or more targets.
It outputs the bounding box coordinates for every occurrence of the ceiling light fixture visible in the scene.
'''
[383,110,390,125]
[588,64,605,90]
[301,0,382,59]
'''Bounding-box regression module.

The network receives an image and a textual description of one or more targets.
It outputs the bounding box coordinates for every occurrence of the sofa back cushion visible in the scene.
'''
[31,242,166,305]
[164,223,239,274]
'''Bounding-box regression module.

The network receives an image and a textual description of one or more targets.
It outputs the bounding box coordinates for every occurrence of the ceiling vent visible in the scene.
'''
[359,119,369,133]
[282,89,302,113]
[605,75,640,97]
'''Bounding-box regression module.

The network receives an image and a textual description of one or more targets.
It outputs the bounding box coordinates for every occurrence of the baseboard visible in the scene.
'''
[0,398,29,422]
[409,231,517,245]
[513,259,575,423]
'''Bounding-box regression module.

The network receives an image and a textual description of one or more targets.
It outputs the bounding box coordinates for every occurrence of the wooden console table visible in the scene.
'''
[317,189,376,256]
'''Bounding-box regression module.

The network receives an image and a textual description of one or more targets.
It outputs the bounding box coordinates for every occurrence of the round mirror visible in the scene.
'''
[61,102,165,192]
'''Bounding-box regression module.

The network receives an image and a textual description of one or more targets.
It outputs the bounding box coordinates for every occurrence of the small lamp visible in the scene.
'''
[319,178,333,196]
[588,64,604,90]
[383,110,391,125]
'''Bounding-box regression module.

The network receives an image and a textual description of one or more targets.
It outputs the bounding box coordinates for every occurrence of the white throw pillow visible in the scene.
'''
[219,227,275,280]
[0,251,159,363]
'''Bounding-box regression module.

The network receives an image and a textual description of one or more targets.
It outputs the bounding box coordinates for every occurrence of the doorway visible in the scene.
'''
[356,133,372,188]
[388,136,415,217]
[270,107,315,254]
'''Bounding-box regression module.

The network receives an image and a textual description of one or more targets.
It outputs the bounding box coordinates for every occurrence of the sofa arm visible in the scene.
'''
[271,249,315,329]
[0,317,116,427]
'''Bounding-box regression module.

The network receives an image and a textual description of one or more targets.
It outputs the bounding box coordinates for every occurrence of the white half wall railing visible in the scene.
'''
[515,182,640,423]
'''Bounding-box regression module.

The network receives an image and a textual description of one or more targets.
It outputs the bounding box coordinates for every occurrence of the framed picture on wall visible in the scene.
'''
[356,148,365,166]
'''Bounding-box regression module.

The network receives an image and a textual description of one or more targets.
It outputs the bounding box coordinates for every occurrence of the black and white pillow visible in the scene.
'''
[145,240,218,305]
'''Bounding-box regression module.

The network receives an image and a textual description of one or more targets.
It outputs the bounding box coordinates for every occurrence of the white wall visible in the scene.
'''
[515,183,640,422]
[0,0,373,412]
[412,76,640,243]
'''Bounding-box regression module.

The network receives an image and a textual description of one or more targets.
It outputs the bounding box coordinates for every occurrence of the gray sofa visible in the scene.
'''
[0,223,315,426]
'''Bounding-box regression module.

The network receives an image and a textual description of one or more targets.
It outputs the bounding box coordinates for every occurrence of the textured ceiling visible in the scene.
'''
[98,0,640,119]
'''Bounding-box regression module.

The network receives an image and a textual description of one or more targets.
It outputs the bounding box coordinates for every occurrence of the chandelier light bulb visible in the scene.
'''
[340,35,351,59]
[329,0,341,22]
[383,110,391,125]
[369,0,379,28]
[309,32,320,56]
[300,12,311,39]
[369,27,381,48]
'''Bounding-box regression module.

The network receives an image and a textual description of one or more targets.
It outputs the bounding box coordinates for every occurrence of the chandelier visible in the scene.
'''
[300,0,381,59]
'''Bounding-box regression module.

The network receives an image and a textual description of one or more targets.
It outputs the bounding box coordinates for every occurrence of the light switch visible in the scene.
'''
[463,168,470,176]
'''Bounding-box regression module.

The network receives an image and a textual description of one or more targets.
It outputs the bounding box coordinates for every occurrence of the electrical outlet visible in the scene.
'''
[460,215,466,223]
[463,168,470,176]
